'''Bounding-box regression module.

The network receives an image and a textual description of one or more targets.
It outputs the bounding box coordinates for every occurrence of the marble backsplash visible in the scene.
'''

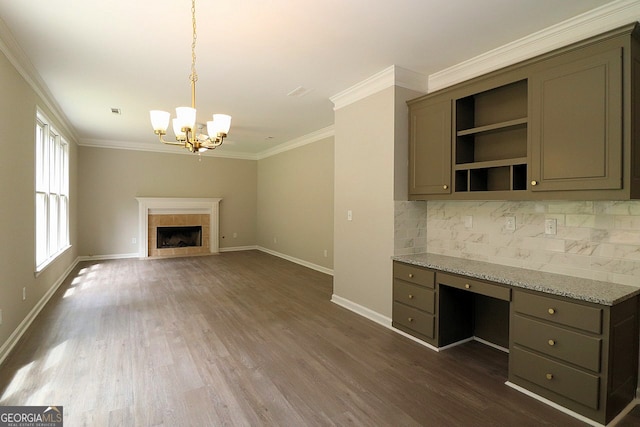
[395,200,640,287]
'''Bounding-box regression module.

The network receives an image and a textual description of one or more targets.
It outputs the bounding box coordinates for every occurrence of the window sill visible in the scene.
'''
[35,244,72,278]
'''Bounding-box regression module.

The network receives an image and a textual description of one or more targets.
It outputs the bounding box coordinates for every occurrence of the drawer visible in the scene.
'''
[437,272,510,301]
[393,302,435,339]
[512,314,602,372]
[511,346,600,410]
[513,290,602,334]
[394,262,435,288]
[394,280,435,313]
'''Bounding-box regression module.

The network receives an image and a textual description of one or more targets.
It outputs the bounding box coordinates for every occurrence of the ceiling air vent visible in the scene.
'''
[286,86,312,97]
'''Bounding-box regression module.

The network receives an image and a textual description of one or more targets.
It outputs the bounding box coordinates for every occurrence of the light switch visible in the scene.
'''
[347,210,353,221]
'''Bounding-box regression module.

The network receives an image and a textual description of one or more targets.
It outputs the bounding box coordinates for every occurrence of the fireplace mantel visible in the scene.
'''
[136,197,222,258]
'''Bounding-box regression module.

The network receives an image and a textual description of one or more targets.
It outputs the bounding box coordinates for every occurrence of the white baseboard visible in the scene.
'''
[257,246,333,276]
[330,294,391,328]
[220,245,259,252]
[505,382,638,427]
[77,253,139,261]
[0,257,81,366]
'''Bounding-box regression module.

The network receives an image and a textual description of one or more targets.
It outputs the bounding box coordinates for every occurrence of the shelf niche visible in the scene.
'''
[454,79,528,193]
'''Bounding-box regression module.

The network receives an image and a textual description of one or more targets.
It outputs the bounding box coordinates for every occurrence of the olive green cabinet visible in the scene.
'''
[407,23,639,201]
[510,289,638,425]
[529,45,623,192]
[392,260,639,425]
[392,262,437,346]
[408,97,452,196]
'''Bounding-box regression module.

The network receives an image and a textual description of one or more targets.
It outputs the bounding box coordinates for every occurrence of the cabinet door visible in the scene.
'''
[409,98,452,195]
[529,47,622,191]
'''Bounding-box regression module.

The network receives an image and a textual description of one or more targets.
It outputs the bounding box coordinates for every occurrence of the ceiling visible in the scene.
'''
[0,0,624,157]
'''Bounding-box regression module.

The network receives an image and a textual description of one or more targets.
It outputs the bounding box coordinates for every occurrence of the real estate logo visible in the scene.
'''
[0,406,63,427]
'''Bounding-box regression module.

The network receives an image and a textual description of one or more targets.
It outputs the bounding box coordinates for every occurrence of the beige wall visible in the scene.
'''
[257,137,334,270]
[0,48,78,352]
[77,147,257,256]
[333,86,421,317]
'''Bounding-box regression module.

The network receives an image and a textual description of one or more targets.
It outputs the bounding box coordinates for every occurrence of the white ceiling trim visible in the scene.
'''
[0,17,78,143]
[256,125,334,160]
[429,0,640,92]
[79,138,258,160]
[330,65,427,111]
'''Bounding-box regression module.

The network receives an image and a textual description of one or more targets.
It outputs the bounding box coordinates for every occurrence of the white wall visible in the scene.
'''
[77,147,257,257]
[333,86,423,318]
[257,137,334,271]
[0,47,78,358]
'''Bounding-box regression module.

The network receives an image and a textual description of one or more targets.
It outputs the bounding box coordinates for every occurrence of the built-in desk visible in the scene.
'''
[391,253,640,426]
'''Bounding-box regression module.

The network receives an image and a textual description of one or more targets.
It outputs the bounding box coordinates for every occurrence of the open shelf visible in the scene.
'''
[455,163,527,192]
[457,118,527,137]
[454,79,528,193]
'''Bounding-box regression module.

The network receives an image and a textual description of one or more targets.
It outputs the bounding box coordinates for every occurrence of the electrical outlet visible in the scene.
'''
[505,216,516,231]
[463,215,473,229]
[131,237,137,244]
[273,237,277,244]
[545,218,557,235]
[22,287,26,301]
[0,309,3,325]
[233,232,237,238]
[324,249,328,258]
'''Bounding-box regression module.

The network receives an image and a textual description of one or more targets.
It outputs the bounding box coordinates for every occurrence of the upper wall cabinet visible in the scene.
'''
[409,97,451,195]
[408,23,640,201]
[529,44,622,192]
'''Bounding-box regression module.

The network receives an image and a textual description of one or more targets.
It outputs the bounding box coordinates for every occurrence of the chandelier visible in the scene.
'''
[149,0,231,153]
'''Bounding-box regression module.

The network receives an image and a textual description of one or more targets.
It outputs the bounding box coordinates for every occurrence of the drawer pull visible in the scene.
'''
[548,339,556,346]
[408,273,414,278]
[548,308,556,315]
[443,184,449,190]
[408,294,414,299]
[464,284,471,289]
[531,180,538,186]
[545,373,553,380]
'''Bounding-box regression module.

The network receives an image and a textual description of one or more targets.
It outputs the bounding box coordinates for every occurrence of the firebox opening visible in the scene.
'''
[157,226,202,248]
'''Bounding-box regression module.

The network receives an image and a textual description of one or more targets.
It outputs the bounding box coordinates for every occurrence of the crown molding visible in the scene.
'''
[80,125,336,161]
[256,125,334,160]
[78,138,259,160]
[0,17,78,143]
[429,0,640,92]
[330,65,427,111]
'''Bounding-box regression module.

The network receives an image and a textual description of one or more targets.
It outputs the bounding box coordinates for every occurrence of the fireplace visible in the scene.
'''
[136,197,222,258]
[157,226,202,248]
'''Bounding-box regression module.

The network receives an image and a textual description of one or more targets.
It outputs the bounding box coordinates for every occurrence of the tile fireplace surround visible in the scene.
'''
[136,197,222,258]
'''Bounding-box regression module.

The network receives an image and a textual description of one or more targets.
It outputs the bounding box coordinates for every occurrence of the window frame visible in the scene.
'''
[35,109,70,274]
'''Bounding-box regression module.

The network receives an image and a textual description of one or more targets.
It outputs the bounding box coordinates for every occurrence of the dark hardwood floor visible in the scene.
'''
[1,250,638,426]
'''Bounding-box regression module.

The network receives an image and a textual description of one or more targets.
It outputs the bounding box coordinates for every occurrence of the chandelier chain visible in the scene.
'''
[190,0,198,83]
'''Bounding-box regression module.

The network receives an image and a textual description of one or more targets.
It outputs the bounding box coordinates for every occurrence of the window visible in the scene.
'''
[35,111,69,272]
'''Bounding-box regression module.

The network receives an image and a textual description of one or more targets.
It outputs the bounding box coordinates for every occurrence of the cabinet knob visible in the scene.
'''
[408,317,414,322]
[443,184,449,190]
[408,294,414,299]
[464,284,471,289]
[548,308,556,315]
[548,339,556,346]
[545,373,554,380]
[408,273,414,278]
[531,180,538,186]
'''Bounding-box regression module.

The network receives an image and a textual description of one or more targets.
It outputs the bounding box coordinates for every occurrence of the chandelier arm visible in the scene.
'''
[157,134,186,146]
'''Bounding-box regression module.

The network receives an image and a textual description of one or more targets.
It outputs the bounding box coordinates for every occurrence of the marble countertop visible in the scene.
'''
[392,253,640,306]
